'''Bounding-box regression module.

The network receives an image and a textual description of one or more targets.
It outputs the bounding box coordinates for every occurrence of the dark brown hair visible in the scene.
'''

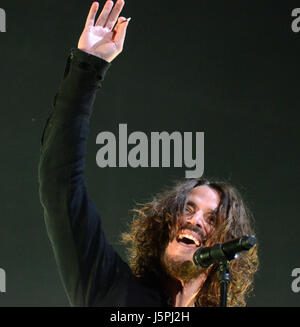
[121,177,259,306]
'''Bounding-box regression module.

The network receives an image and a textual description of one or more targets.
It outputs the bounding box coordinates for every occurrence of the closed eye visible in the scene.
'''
[205,211,217,225]
[184,203,195,215]
[185,201,196,209]
[185,206,193,213]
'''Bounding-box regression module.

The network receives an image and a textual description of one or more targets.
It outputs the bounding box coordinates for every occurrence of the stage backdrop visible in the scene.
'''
[0,0,299,306]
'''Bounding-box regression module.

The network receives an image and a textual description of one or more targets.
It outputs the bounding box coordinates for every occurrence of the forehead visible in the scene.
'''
[187,185,220,211]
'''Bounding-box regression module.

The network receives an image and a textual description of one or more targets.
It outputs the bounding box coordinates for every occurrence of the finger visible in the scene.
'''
[104,0,125,30]
[85,2,99,28]
[95,0,114,27]
[113,17,129,51]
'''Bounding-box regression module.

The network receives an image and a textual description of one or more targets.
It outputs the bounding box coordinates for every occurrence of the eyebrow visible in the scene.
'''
[186,200,218,214]
[186,201,196,208]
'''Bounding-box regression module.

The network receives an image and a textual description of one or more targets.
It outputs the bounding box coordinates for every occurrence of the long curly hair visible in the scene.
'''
[121,177,259,307]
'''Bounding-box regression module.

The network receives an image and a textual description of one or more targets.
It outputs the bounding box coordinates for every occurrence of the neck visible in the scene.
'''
[163,273,207,307]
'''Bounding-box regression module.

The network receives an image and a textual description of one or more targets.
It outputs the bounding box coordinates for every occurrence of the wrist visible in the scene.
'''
[77,47,110,63]
[71,48,112,81]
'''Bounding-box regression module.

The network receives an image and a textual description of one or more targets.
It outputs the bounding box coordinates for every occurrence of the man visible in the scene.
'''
[38,1,258,307]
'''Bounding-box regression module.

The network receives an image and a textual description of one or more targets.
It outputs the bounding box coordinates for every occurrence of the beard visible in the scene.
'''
[160,221,209,283]
[161,248,207,283]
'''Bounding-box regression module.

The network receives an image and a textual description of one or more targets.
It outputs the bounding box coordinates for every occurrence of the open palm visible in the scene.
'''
[78,1,129,63]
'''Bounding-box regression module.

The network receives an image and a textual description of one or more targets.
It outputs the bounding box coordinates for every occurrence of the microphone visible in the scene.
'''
[193,235,256,268]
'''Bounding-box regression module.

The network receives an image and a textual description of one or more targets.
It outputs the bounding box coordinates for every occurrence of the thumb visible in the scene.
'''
[113,17,130,51]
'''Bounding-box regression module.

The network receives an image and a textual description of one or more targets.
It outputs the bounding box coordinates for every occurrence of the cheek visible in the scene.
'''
[164,240,177,255]
[164,240,183,261]
[207,224,215,236]
[164,239,195,263]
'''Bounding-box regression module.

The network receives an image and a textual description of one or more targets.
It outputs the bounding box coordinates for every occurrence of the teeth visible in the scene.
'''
[178,234,200,246]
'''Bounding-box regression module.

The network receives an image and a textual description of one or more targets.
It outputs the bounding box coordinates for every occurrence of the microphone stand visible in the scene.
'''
[193,236,256,306]
[218,260,230,307]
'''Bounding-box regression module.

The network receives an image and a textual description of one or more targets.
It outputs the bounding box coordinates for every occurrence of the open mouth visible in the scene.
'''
[176,229,201,248]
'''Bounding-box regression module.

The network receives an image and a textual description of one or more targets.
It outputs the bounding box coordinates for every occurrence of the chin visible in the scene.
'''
[162,240,204,282]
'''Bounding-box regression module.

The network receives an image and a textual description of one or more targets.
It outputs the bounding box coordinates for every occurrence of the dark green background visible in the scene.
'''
[0,0,299,306]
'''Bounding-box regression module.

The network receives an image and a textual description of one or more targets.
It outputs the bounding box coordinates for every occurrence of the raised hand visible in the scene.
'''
[78,1,130,62]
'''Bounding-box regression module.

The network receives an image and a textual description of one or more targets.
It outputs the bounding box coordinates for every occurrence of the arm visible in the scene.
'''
[38,1,130,306]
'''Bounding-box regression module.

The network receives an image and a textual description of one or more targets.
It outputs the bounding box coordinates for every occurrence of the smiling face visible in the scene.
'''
[161,185,221,282]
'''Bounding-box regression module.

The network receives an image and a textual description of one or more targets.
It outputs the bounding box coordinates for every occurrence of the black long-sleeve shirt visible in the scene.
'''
[38,49,170,307]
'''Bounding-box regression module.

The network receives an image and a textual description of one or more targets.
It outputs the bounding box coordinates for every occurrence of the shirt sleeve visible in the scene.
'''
[38,48,132,307]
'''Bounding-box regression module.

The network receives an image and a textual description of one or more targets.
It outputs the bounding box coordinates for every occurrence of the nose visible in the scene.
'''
[186,210,210,236]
